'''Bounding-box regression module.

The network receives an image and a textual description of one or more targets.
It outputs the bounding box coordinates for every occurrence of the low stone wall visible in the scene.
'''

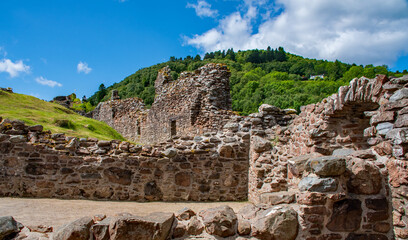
[0,118,249,201]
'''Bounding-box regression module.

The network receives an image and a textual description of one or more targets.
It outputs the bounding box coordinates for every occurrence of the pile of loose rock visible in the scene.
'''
[0,204,300,240]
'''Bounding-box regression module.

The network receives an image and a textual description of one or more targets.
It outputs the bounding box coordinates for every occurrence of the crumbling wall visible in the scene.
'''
[0,117,249,202]
[248,75,408,239]
[91,63,236,145]
[92,98,147,142]
[142,63,235,144]
[2,66,408,239]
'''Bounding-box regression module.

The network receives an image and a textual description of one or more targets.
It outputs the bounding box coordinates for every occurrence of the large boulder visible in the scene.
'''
[176,208,196,221]
[109,212,174,240]
[251,206,298,240]
[199,205,237,237]
[327,199,362,232]
[389,88,408,102]
[385,128,408,145]
[0,216,22,240]
[288,154,319,177]
[347,159,382,195]
[298,176,338,192]
[91,218,111,240]
[53,216,94,240]
[187,216,204,236]
[252,136,272,153]
[308,156,346,176]
[259,104,280,113]
[162,148,177,158]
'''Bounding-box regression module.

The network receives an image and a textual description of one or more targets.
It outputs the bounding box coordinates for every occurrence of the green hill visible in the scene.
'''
[0,90,125,141]
[88,48,407,115]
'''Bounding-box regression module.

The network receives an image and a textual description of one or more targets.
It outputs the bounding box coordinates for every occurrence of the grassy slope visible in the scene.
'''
[0,90,125,141]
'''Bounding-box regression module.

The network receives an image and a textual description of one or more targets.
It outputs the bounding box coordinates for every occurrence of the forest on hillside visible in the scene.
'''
[87,48,406,115]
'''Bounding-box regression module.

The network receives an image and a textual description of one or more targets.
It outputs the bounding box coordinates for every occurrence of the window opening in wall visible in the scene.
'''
[136,121,141,135]
[171,120,177,137]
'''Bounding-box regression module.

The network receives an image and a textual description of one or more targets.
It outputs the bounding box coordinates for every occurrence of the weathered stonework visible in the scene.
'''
[1,69,408,239]
[248,74,408,240]
[92,97,147,142]
[0,118,249,202]
[91,63,237,144]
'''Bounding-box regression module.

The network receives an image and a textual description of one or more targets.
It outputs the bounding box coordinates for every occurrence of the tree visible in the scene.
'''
[275,47,287,62]
[194,54,201,61]
[226,48,236,61]
[96,84,107,103]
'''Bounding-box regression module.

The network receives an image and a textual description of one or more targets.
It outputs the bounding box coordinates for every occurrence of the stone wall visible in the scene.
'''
[2,68,408,239]
[142,63,235,144]
[91,63,237,145]
[92,97,147,142]
[248,74,408,239]
[0,117,249,202]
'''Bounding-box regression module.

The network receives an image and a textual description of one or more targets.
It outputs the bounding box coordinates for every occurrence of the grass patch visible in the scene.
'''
[0,90,126,141]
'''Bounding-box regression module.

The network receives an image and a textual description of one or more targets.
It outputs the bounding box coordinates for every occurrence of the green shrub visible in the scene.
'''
[54,119,76,130]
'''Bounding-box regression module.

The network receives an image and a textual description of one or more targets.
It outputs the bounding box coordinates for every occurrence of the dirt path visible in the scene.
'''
[0,198,249,229]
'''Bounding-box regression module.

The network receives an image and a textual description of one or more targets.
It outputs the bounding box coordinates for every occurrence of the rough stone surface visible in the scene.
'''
[252,136,272,153]
[162,148,177,158]
[345,233,388,240]
[376,122,394,135]
[347,159,382,195]
[251,206,298,240]
[176,208,196,221]
[298,177,338,192]
[387,160,408,188]
[389,88,408,102]
[187,216,204,236]
[327,199,362,232]
[0,119,248,202]
[260,192,296,205]
[172,221,187,238]
[109,212,174,240]
[0,216,21,240]
[53,216,93,240]
[237,218,251,236]
[308,156,346,176]
[91,218,110,240]
[199,205,237,237]
[2,73,408,240]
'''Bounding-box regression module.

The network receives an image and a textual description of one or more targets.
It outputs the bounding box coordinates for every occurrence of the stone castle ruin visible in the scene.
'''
[92,63,237,144]
[1,63,408,239]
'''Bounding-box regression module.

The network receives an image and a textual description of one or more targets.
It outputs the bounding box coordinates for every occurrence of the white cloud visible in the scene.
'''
[35,76,62,88]
[77,61,92,74]
[187,0,218,18]
[186,0,408,66]
[0,58,30,78]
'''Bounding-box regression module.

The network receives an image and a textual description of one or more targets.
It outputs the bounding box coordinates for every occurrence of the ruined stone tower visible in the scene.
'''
[92,63,236,144]
[142,63,233,144]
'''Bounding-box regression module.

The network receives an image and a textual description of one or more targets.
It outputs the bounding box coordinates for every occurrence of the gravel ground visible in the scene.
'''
[0,198,249,229]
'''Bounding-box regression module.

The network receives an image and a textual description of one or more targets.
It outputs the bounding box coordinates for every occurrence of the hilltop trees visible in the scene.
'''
[88,47,403,115]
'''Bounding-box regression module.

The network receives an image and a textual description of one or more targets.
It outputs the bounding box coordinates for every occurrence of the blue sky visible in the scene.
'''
[1,0,408,100]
